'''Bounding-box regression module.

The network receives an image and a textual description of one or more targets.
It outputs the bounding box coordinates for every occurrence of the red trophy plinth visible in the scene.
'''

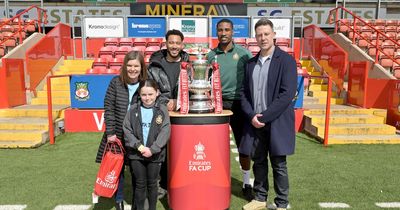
[168,110,233,210]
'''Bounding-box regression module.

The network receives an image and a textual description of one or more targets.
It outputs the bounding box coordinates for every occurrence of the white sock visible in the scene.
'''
[241,169,251,188]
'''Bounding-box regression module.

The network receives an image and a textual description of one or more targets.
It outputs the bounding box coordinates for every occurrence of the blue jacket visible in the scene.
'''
[240,47,297,156]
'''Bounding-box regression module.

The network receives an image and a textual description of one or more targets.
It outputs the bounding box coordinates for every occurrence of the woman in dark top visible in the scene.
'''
[95,51,147,210]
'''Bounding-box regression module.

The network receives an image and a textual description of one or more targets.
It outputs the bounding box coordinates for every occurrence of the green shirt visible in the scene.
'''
[207,43,253,100]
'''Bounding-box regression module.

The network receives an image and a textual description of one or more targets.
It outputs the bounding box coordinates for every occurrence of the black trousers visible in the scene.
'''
[253,126,289,208]
[130,160,162,210]
[223,100,245,152]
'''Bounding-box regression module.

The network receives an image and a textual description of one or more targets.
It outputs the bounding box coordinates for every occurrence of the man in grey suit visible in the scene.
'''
[241,18,297,210]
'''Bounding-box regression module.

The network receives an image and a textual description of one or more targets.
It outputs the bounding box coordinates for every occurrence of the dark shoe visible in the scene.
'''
[242,184,254,201]
[115,201,124,210]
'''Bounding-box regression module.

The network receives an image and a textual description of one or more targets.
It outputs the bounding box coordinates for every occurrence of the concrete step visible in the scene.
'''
[0,105,67,119]
[310,78,327,84]
[306,123,396,137]
[0,130,48,142]
[310,71,322,76]
[0,117,49,130]
[31,97,70,105]
[304,108,386,116]
[47,77,70,85]
[37,90,70,98]
[63,59,93,66]
[300,60,311,67]
[55,71,86,75]
[308,90,337,97]
[0,140,46,148]
[326,134,400,144]
[43,83,70,91]
[317,97,344,105]
[305,114,385,125]
[309,84,328,91]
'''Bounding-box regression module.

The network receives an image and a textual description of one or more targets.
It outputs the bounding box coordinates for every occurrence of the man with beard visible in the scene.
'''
[207,18,254,201]
[147,29,189,197]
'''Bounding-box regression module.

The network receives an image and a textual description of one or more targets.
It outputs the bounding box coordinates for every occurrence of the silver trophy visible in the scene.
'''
[188,53,214,113]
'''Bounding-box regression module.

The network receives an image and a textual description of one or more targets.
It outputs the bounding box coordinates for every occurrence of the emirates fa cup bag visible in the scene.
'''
[94,139,125,198]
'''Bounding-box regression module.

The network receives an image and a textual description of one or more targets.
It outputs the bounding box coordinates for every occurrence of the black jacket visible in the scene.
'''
[95,76,138,163]
[147,49,190,102]
[123,98,171,162]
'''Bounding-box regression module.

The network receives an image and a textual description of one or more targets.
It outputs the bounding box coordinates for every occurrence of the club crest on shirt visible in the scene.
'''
[156,115,163,124]
[233,53,239,60]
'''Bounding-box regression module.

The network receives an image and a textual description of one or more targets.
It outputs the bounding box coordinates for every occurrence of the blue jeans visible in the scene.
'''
[115,166,124,203]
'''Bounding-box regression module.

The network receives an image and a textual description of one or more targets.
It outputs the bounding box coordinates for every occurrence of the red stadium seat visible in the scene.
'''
[279,46,294,57]
[374,19,386,26]
[132,46,146,53]
[119,38,133,47]
[386,20,398,26]
[234,38,247,48]
[114,46,132,59]
[248,45,260,56]
[246,38,257,47]
[99,46,117,59]
[275,38,290,48]
[145,54,151,64]
[109,58,124,70]
[24,19,36,32]
[133,38,147,47]
[339,19,352,33]
[0,45,5,57]
[145,46,160,56]
[393,65,400,78]
[92,57,109,68]
[147,38,162,47]
[1,25,14,33]
[382,40,395,56]
[104,38,119,47]
[380,55,393,69]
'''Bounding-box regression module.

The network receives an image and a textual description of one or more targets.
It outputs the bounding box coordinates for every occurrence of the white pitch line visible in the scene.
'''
[231,148,238,153]
[319,202,350,208]
[376,202,400,208]
[235,156,239,162]
[53,205,91,210]
[230,140,235,145]
[0,205,27,210]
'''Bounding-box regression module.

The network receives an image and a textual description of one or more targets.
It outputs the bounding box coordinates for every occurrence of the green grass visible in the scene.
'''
[1,132,400,209]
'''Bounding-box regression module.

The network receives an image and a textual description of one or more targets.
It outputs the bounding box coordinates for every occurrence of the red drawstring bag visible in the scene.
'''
[94,139,125,198]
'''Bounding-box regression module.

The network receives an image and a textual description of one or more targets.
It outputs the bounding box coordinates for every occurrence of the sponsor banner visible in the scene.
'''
[247,6,386,28]
[127,17,166,37]
[244,0,296,2]
[65,109,105,132]
[251,17,291,38]
[84,17,124,38]
[130,3,247,16]
[70,75,115,108]
[211,17,250,38]
[136,0,242,2]
[169,17,208,37]
[0,6,130,27]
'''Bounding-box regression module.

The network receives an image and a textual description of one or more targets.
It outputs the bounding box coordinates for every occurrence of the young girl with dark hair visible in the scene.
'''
[123,79,171,210]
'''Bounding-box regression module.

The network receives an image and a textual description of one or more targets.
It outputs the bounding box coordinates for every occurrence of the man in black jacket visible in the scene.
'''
[148,29,190,111]
[147,29,189,196]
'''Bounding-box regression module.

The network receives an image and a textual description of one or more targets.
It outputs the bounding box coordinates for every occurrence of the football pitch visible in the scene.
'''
[1,132,400,210]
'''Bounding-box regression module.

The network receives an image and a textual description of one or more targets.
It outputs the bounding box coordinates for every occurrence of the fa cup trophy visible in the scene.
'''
[179,47,223,114]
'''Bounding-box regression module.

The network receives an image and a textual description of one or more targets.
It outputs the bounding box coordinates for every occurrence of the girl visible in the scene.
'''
[95,51,147,210]
[123,79,171,210]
